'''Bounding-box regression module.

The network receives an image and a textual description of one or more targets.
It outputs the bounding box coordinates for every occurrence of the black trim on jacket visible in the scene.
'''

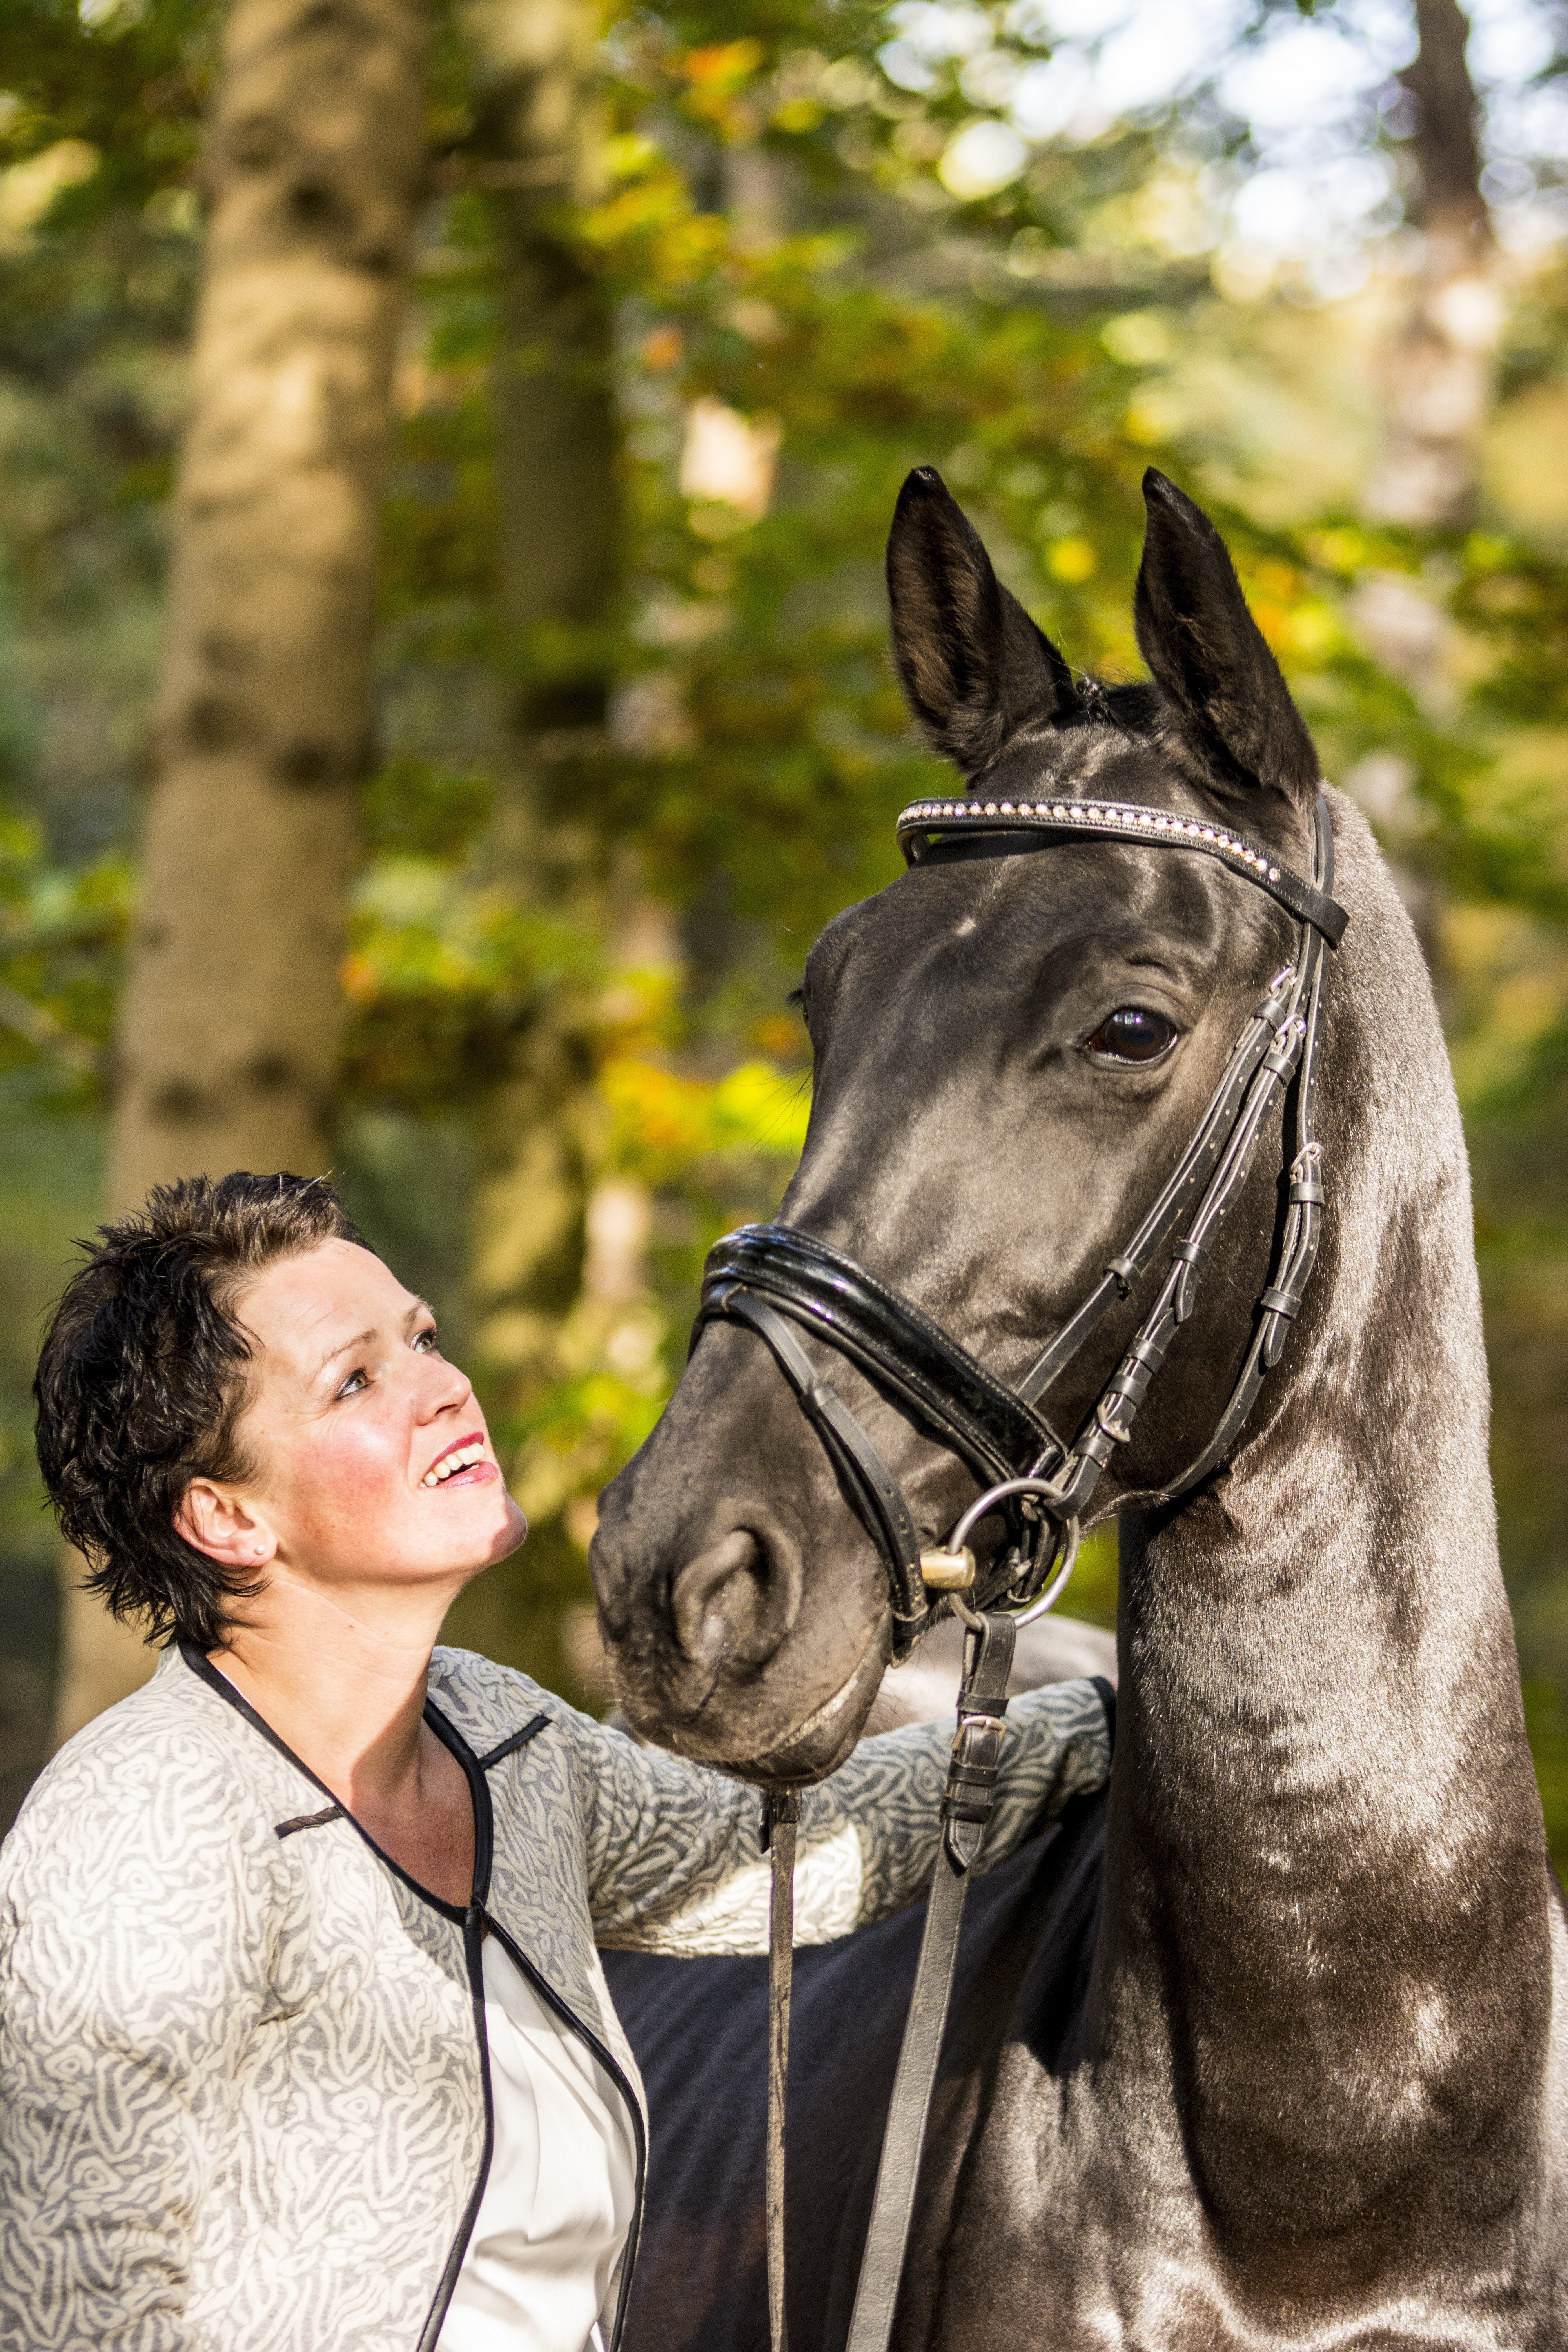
[178,1645,646,2352]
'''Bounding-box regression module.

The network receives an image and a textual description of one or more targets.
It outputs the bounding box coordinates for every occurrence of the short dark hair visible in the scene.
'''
[35,1172,368,1653]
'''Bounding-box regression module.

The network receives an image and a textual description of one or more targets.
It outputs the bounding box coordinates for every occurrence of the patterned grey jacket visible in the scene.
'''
[0,1638,1112,2352]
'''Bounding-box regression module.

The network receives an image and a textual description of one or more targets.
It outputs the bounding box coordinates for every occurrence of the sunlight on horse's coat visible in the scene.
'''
[594,467,1566,2343]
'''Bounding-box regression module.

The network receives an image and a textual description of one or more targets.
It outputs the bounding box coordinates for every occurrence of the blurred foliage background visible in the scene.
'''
[0,0,1566,1861]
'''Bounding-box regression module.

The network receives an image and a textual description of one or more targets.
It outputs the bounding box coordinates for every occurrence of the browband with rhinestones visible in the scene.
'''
[896,793,1348,947]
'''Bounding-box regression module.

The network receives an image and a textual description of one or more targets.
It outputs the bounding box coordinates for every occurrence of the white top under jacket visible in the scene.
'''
[0,1639,1112,2352]
[438,1934,637,2352]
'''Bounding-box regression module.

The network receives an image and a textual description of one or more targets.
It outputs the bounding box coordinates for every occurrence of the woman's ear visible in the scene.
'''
[177,1479,278,1571]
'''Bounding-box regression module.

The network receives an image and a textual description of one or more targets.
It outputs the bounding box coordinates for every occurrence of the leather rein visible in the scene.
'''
[693,789,1348,2352]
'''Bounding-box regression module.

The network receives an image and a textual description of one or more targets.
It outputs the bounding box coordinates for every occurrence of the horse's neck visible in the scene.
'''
[1100,800,1556,2242]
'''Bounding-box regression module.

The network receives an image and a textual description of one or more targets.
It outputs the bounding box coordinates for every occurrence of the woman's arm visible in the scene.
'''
[581,1677,1111,1955]
[0,1724,279,2352]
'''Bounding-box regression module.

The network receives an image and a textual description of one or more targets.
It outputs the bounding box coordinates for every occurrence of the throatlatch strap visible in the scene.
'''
[762,1789,803,2352]
[844,1612,1016,2352]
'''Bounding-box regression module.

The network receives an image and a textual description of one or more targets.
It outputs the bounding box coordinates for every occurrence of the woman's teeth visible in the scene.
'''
[422,1442,486,1488]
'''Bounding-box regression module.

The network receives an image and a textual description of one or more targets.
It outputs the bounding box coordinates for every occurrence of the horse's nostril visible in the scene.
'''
[671,1526,802,1678]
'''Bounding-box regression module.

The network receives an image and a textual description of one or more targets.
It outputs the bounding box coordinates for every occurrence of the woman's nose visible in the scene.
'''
[419,1350,473,1417]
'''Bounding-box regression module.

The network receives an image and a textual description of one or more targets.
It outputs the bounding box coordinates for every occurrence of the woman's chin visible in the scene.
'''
[449,1492,530,1576]
[488,1495,530,1561]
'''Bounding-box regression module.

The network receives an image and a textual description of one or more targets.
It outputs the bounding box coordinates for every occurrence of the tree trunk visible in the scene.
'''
[54,0,428,1745]
[441,0,636,1700]
[461,0,619,1334]
[1364,0,1497,528]
[1350,0,1495,958]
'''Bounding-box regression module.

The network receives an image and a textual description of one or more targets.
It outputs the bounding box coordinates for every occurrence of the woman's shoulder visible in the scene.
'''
[2,1644,316,1895]
[0,1650,316,2037]
[426,1643,598,1757]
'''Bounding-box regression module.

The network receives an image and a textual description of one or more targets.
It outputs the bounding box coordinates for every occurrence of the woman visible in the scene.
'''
[0,1171,1111,2352]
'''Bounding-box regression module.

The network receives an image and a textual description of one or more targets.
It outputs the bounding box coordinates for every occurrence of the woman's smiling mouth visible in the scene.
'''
[421,1436,497,1490]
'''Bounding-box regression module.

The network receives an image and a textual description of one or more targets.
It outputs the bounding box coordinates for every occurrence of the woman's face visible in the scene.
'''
[191,1237,527,1606]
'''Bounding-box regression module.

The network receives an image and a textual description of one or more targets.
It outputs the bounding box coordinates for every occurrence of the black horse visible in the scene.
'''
[593,468,1568,2345]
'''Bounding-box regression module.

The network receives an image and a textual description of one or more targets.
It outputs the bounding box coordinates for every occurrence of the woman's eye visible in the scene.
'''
[413,1327,438,1354]
[336,1368,369,1399]
[1085,1007,1179,1064]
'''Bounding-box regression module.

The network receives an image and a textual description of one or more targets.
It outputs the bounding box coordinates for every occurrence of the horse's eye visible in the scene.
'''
[1085,1007,1178,1064]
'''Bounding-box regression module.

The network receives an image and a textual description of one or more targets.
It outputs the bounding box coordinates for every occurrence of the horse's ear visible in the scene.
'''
[1134,470,1319,810]
[887,466,1075,775]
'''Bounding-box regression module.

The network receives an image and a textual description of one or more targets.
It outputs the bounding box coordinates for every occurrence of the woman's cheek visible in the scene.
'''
[293,1419,409,1537]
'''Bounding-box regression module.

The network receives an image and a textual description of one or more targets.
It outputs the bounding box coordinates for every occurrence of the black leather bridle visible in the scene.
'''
[697,787,1349,2352]
[695,790,1347,1657]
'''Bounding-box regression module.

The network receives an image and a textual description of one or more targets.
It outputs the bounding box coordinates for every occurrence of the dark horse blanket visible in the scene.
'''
[603,1786,1109,2352]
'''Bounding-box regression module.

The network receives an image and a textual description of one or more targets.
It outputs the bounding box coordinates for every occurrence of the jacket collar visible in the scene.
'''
[177,1641,497,1923]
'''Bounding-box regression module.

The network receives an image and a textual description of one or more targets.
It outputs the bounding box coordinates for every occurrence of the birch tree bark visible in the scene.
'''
[54,0,428,1742]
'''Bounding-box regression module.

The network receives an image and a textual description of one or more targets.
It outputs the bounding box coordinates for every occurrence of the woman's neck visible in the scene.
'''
[209,1569,458,1823]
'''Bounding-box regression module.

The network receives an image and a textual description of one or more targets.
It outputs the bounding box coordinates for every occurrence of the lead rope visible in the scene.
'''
[762,1788,804,2352]
[843,1608,1016,2352]
[759,1617,1017,2352]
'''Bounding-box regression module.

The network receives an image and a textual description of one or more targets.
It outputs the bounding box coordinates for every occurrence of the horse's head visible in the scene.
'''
[592,465,1329,1778]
